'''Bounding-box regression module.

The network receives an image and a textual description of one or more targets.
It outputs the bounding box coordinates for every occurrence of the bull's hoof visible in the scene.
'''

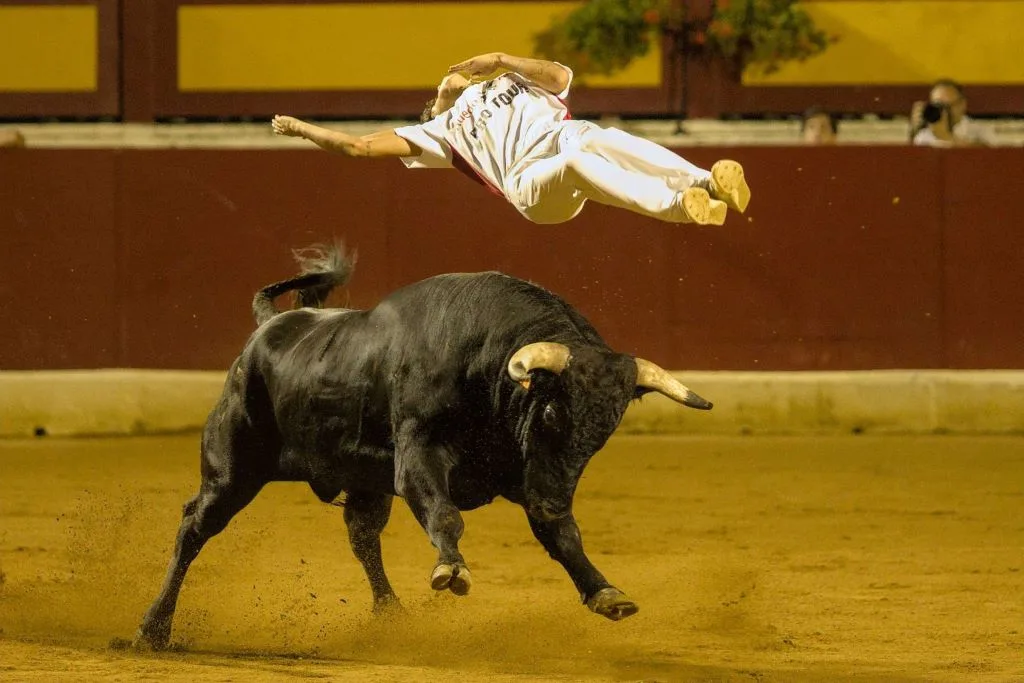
[586,587,639,621]
[430,562,472,596]
[108,637,133,651]
[130,622,171,652]
[372,594,405,616]
[130,632,167,652]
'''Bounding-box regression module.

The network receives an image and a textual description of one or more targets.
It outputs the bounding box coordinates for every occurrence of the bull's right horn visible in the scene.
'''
[508,342,571,382]
[635,358,713,410]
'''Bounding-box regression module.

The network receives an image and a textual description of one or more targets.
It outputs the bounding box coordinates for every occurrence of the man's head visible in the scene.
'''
[928,79,967,127]
[801,106,838,145]
[419,98,438,124]
[419,73,472,123]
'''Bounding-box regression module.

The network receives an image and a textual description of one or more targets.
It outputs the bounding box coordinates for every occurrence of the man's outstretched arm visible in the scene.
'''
[272,115,420,158]
[448,52,570,95]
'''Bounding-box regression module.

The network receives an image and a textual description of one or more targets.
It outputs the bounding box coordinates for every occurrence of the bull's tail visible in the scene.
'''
[252,241,356,325]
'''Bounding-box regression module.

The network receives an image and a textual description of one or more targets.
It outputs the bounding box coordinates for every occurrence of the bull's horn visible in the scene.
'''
[635,358,713,410]
[508,342,571,381]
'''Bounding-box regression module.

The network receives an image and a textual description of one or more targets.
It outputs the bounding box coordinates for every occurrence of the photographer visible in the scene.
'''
[911,79,996,147]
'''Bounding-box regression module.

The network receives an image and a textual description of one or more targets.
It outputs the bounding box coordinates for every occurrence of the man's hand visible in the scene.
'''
[272,115,306,138]
[448,53,504,80]
[270,115,417,158]
[927,106,954,142]
[910,101,926,130]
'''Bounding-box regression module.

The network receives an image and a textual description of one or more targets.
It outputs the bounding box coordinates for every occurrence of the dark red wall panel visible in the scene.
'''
[115,150,395,368]
[941,149,1024,368]
[668,147,946,369]
[0,150,120,368]
[1,147,1021,371]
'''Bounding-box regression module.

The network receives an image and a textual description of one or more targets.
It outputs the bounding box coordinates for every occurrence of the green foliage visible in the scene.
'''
[533,0,670,78]
[533,0,837,80]
[708,0,836,77]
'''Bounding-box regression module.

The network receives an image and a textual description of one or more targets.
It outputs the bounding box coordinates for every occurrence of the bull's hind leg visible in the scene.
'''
[343,491,401,613]
[527,513,639,621]
[133,477,263,650]
[393,432,472,596]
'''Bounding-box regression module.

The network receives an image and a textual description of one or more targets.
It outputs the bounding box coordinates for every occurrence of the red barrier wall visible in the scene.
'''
[1,147,1022,371]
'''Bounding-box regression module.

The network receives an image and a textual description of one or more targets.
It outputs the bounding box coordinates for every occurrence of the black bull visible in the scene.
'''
[134,244,712,650]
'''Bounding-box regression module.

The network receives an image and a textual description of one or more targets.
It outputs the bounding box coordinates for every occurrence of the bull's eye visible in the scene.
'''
[542,403,559,427]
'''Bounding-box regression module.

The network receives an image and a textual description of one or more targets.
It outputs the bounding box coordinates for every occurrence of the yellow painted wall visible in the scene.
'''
[0,5,98,92]
[178,2,661,91]
[745,1,1024,85]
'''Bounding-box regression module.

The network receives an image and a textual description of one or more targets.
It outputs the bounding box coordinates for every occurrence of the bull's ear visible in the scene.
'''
[633,386,655,401]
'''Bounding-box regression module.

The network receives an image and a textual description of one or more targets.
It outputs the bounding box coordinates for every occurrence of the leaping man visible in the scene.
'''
[272,52,750,226]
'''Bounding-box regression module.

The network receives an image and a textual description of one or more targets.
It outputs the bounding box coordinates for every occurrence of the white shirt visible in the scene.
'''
[913,115,997,147]
[393,65,573,198]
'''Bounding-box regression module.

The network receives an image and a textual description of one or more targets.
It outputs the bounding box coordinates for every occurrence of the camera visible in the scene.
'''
[922,101,949,124]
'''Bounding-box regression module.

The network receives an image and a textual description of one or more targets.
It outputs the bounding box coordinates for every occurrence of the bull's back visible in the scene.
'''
[233,272,604,493]
[378,272,605,352]
[251,308,396,454]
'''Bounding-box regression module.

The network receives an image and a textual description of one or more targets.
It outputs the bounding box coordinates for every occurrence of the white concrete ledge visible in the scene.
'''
[4,119,1024,149]
[619,370,1024,435]
[0,370,226,438]
[1,369,1023,439]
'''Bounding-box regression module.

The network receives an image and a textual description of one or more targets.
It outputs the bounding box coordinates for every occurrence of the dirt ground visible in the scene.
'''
[0,434,1021,682]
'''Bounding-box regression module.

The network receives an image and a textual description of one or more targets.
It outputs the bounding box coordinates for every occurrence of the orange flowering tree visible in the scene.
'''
[533,0,835,81]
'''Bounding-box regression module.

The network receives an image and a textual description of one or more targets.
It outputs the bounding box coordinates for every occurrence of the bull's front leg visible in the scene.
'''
[528,513,639,621]
[394,432,472,596]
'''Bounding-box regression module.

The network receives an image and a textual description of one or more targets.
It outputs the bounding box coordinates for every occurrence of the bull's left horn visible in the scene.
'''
[635,358,713,410]
[508,342,571,381]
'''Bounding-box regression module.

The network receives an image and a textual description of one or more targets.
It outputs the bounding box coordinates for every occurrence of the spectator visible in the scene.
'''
[0,129,25,149]
[911,79,996,147]
[800,106,838,145]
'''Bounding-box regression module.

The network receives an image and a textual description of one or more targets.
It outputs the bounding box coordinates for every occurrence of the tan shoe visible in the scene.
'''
[708,197,728,225]
[678,187,728,226]
[709,160,750,213]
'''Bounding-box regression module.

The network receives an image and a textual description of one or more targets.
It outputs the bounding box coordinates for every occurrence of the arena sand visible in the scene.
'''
[0,435,1021,682]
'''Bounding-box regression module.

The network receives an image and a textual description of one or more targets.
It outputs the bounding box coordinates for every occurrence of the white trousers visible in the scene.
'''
[508,120,712,225]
